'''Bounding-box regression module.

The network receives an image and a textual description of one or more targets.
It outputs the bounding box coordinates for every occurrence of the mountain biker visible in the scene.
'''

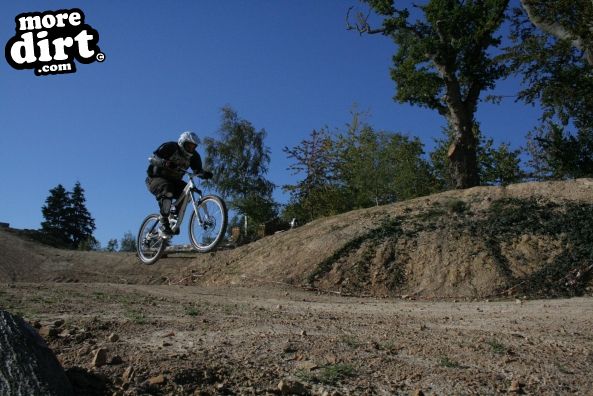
[146,131,213,238]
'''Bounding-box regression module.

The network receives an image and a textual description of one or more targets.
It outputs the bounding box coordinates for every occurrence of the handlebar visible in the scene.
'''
[175,168,212,180]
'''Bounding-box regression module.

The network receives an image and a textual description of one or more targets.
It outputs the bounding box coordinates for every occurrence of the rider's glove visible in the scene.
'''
[199,170,213,179]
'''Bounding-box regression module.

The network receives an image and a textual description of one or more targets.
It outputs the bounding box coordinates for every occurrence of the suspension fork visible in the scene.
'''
[189,188,205,225]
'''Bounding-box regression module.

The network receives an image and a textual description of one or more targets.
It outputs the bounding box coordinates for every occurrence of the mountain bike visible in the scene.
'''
[136,171,228,265]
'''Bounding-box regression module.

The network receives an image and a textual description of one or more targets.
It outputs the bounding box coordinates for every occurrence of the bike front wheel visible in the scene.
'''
[188,195,228,252]
[137,214,167,265]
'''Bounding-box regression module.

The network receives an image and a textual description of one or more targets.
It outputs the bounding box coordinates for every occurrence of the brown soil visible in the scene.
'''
[1,179,593,394]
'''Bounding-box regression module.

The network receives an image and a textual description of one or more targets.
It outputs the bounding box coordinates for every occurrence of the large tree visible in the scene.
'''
[204,106,277,226]
[348,0,509,188]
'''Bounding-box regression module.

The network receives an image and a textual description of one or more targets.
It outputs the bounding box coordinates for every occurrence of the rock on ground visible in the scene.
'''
[0,310,74,396]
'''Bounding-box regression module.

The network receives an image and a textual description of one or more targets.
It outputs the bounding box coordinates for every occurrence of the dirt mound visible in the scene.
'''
[2,179,593,298]
[190,178,593,298]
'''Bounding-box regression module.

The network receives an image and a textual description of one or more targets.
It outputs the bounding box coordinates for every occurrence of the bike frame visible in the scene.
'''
[169,172,206,234]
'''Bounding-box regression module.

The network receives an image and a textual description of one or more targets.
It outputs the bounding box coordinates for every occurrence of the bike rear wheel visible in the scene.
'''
[188,195,227,252]
[137,214,167,265]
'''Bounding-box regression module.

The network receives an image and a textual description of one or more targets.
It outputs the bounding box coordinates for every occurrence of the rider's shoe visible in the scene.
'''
[160,223,174,239]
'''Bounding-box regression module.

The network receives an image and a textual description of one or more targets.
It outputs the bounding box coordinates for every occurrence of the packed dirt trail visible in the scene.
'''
[2,281,592,395]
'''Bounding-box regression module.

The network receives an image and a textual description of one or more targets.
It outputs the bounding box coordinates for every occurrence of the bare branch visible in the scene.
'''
[346,6,386,35]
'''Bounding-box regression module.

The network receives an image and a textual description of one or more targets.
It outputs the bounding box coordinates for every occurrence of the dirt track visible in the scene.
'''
[2,180,593,394]
[2,282,592,395]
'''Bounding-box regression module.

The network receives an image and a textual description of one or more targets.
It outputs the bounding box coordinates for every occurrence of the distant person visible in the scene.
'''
[145,131,213,238]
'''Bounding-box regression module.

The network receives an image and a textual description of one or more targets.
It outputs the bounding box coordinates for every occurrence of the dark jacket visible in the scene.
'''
[146,142,203,180]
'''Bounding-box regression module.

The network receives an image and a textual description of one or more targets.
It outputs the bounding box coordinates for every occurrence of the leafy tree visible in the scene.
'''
[119,231,137,252]
[40,184,71,248]
[348,0,510,188]
[431,124,523,187]
[106,239,119,252]
[481,142,524,185]
[283,114,437,223]
[335,120,436,207]
[68,182,96,250]
[282,128,348,222]
[526,122,593,180]
[204,106,277,227]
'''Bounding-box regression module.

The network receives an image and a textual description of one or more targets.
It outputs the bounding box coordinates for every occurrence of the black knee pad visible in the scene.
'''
[159,196,172,216]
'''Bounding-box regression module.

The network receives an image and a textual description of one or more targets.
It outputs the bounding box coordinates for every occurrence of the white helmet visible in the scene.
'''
[178,131,199,157]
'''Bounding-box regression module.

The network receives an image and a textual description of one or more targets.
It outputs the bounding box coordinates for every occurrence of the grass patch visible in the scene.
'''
[295,363,356,385]
[487,339,506,354]
[379,339,397,351]
[221,304,236,314]
[93,292,110,301]
[295,369,314,382]
[317,364,355,385]
[439,356,461,368]
[340,334,360,348]
[125,310,146,325]
[185,306,200,317]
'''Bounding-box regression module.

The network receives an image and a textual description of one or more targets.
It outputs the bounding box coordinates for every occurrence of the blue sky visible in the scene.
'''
[0,1,540,246]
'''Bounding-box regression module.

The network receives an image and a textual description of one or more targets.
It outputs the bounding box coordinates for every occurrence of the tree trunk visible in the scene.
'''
[0,310,74,396]
[446,100,480,189]
[448,129,479,189]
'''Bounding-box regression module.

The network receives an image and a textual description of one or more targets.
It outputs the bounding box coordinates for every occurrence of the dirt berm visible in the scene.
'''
[2,179,593,299]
